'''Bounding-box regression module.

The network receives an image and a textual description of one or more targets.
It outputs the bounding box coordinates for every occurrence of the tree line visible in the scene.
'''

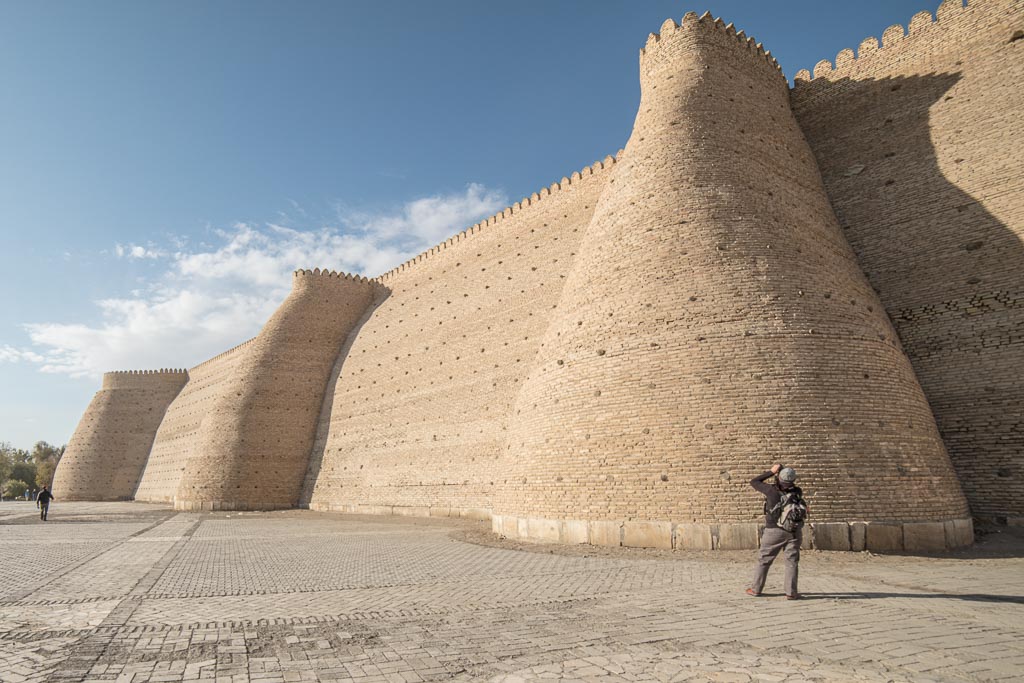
[0,441,64,500]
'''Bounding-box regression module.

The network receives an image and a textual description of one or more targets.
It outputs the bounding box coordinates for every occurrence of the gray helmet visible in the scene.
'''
[778,467,797,483]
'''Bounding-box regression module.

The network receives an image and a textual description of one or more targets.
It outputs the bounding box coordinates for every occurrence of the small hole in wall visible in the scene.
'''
[1010,29,1023,43]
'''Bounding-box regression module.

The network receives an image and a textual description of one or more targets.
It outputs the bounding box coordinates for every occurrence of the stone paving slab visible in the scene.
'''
[0,503,1022,683]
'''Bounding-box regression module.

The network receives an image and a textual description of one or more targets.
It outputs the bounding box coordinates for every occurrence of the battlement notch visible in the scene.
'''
[374,153,619,283]
[639,10,784,81]
[793,0,970,84]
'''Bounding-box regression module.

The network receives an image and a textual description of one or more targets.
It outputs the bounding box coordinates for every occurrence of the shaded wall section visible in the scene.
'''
[133,340,255,503]
[792,0,1024,520]
[302,162,613,516]
[53,370,188,500]
[175,270,379,510]
[492,11,969,549]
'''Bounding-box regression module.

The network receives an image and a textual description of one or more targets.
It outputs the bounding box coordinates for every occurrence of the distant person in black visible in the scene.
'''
[36,486,54,521]
[746,464,804,599]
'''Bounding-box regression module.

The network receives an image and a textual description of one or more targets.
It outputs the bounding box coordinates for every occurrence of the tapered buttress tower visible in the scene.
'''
[492,13,971,551]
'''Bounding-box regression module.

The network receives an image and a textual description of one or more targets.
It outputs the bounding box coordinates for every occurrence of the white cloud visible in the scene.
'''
[115,243,167,260]
[20,184,507,378]
[0,346,44,364]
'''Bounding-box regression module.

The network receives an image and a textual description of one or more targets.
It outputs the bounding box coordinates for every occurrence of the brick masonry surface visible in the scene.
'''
[496,11,968,534]
[134,342,255,504]
[791,0,1024,521]
[174,271,379,512]
[54,371,189,501]
[53,0,1023,543]
[1,502,1022,683]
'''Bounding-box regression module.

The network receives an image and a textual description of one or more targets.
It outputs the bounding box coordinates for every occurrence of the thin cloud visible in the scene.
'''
[115,243,167,260]
[20,184,507,378]
[0,346,44,364]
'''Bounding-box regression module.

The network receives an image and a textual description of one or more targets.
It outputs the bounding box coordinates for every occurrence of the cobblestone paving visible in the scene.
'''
[1,503,1022,683]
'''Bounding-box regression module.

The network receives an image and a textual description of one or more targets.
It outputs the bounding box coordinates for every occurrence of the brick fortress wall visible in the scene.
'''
[55,2,1019,552]
[53,370,188,500]
[133,340,255,503]
[174,270,379,511]
[301,162,613,518]
[490,11,970,552]
[791,0,1024,521]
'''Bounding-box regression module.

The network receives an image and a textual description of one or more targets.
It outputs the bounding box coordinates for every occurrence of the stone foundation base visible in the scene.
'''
[303,502,492,521]
[491,515,974,552]
[173,499,290,512]
[170,499,974,552]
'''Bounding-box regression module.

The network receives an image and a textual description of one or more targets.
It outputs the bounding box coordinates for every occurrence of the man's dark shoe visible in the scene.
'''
[745,588,760,596]
[786,594,801,600]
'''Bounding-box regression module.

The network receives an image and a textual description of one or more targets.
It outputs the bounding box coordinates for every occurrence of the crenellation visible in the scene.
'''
[791,0,1002,85]
[374,153,616,283]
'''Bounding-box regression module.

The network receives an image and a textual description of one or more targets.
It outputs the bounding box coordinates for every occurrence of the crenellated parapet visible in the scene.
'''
[640,10,784,81]
[53,369,189,501]
[294,268,374,282]
[102,368,188,390]
[375,154,619,283]
[792,0,983,84]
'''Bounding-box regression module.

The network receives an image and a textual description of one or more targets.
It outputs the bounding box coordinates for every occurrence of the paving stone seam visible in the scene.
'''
[0,596,612,642]
[0,513,178,604]
[46,518,201,683]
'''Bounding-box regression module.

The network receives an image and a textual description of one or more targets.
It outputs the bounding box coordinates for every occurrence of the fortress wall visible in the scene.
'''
[174,271,379,511]
[302,162,613,517]
[791,0,1024,520]
[492,11,970,550]
[133,340,254,503]
[53,370,188,500]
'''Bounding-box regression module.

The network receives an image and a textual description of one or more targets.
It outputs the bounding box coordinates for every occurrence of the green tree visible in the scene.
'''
[1,441,65,494]
[10,461,36,489]
[35,456,59,489]
[30,440,63,488]
[31,441,64,463]
[36,459,58,489]
[0,442,13,486]
[2,479,30,500]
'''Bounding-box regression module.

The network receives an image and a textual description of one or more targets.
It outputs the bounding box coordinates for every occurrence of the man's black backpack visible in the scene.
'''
[766,489,808,532]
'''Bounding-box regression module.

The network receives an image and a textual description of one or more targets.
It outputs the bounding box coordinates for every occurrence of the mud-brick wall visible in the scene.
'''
[492,11,969,545]
[791,0,1024,520]
[133,340,254,503]
[302,163,613,516]
[174,271,378,511]
[53,370,188,500]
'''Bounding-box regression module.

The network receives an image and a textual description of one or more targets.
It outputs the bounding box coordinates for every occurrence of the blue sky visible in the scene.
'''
[0,0,944,449]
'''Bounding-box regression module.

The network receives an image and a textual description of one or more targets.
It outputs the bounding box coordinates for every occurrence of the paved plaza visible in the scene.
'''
[0,503,1021,683]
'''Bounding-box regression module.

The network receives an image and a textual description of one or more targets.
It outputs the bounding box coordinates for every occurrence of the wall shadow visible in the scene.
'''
[297,286,392,507]
[797,591,1024,605]
[793,72,1024,521]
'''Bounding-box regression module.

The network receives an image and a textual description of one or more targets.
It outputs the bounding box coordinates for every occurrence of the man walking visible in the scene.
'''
[746,464,806,599]
[36,486,54,521]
